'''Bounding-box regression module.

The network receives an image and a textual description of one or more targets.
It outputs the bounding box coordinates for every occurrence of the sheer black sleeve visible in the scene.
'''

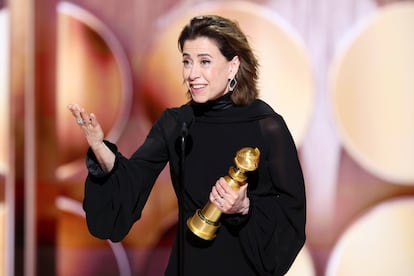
[239,114,306,275]
[83,110,178,242]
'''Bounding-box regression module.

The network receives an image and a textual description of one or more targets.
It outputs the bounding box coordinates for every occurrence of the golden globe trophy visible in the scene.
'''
[187,147,260,240]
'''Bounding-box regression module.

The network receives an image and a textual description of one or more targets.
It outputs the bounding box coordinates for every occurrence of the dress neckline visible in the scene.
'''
[191,93,233,116]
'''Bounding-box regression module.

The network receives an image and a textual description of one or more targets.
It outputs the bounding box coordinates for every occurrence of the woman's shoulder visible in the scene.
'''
[245,99,282,119]
[165,103,194,125]
[249,100,291,130]
[152,104,194,135]
[252,99,275,112]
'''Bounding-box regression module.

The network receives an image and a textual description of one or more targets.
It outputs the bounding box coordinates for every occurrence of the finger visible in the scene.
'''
[239,183,248,194]
[89,113,98,127]
[220,181,234,195]
[79,110,93,127]
[211,186,221,199]
[68,104,87,125]
[209,192,223,208]
[76,111,88,126]
[215,182,226,198]
[67,103,78,112]
[68,103,83,116]
[79,107,87,119]
[67,104,79,118]
[209,192,216,203]
[75,106,95,128]
[218,177,234,192]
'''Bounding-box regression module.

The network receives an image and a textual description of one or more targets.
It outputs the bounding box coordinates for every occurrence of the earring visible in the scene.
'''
[228,76,237,92]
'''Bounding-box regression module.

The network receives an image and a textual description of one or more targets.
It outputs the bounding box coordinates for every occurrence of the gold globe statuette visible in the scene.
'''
[187,147,260,240]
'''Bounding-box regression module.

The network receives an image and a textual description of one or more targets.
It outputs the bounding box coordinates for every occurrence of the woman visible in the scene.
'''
[68,15,306,276]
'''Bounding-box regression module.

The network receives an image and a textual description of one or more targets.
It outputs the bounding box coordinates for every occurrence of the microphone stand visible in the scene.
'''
[178,122,188,276]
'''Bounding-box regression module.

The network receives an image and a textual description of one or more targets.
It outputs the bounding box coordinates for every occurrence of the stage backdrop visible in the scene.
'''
[1,0,414,275]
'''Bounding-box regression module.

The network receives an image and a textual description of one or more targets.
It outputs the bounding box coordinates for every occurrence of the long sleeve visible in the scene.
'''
[83,110,177,242]
[239,114,306,275]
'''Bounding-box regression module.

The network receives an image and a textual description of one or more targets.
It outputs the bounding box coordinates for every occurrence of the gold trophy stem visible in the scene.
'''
[187,147,260,240]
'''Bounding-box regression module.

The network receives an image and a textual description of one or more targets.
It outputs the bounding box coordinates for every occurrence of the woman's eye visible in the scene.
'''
[201,59,211,66]
[182,60,191,68]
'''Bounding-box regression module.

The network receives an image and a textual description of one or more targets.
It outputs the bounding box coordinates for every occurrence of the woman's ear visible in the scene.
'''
[229,56,240,77]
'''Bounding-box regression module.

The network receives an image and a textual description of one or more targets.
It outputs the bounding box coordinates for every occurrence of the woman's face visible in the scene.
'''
[182,36,239,103]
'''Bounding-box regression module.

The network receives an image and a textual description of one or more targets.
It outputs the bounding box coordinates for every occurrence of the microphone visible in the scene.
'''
[181,122,188,144]
[177,104,193,276]
[179,121,188,276]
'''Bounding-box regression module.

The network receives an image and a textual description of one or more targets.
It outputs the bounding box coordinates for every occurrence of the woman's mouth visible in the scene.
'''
[191,84,206,93]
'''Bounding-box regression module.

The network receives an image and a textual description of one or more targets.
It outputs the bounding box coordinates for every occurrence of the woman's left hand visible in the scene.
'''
[209,177,250,215]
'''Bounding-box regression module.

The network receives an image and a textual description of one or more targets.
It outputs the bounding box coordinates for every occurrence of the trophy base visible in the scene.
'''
[187,209,220,240]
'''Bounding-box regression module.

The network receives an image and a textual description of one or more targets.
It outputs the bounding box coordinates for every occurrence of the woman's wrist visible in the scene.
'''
[90,140,105,152]
[91,141,115,172]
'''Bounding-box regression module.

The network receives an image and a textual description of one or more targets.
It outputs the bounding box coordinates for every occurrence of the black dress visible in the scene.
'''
[83,94,306,276]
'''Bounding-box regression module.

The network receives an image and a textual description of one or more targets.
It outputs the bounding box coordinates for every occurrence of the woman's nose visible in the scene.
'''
[188,64,200,79]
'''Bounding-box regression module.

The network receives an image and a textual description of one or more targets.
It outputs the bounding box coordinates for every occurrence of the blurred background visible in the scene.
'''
[1,0,414,275]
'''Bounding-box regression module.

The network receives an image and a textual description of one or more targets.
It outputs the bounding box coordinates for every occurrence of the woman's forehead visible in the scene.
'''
[182,37,220,54]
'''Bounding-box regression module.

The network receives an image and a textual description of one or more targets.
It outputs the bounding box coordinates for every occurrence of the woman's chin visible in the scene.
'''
[190,94,209,104]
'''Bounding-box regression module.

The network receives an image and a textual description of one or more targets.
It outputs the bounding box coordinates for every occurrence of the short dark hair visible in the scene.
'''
[178,15,259,105]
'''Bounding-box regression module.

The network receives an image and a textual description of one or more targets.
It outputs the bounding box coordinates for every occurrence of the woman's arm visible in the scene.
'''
[239,115,306,275]
[80,109,175,242]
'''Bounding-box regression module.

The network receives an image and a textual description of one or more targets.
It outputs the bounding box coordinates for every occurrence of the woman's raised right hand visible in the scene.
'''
[67,103,115,172]
[67,103,105,151]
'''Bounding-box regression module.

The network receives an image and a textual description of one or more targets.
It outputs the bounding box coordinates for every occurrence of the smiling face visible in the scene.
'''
[182,36,239,103]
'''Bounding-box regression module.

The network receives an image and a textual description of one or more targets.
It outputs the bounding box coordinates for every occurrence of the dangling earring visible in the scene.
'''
[228,76,237,92]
